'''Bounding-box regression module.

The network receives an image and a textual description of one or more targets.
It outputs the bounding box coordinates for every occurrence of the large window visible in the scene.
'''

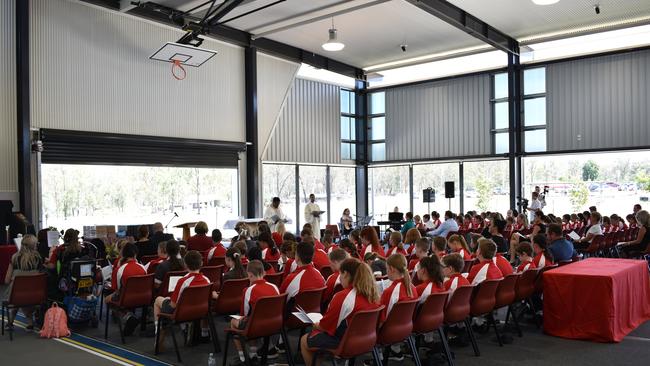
[522,151,650,215]
[463,160,510,214]
[368,165,410,222]
[412,163,460,215]
[340,89,357,160]
[523,67,547,152]
[491,72,510,154]
[330,167,357,226]
[298,166,327,231]
[369,92,386,161]
[41,164,239,239]
[262,164,297,231]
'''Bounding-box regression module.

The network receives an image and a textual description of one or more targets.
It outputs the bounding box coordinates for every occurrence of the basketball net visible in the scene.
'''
[171,60,187,80]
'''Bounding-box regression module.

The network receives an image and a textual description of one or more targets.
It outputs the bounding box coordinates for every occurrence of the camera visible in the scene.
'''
[594,5,600,15]
[516,196,529,211]
[400,44,407,52]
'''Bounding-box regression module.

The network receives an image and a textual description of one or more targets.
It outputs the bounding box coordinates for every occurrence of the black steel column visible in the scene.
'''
[245,46,259,218]
[459,162,464,213]
[354,78,369,217]
[507,41,523,210]
[16,0,32,220]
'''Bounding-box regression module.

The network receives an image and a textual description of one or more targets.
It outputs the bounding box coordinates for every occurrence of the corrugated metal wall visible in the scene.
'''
[30,0,245,142]
[547,49,650,152]
[385,74,492,161]
[266,78,341,164]
[0,0,18,197]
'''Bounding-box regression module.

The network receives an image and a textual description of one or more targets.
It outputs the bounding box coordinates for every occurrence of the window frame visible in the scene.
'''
[368,92,386,161]
[340,89,357,161]
[490,72,510,154]
[522,67,547,152]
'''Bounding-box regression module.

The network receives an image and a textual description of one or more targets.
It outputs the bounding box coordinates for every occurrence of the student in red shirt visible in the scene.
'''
[323,248,349,302]
[144,241,168,273]
[301,236,330,270]
[186,221,213,252]
[360,226,386,258]
[246,246,276,274]
[431,236,447,259]
[279,240,296,274]
[515,242,537,272]
[257,231,281,262]
[205,229,226,264]
[302,227,325,251]
[386,231,407,257]
[322,230,338,254]
[229,260,280,363]
[467,239,503,285]
[532,234,554,269]
[448,234,472,260]
[493,252,514,276]
[300,258,380,366]
[339,238,361,260]
[279,242,325,300]
[415,256,445,304]
[442,253,471,295]
[408,237,430,271]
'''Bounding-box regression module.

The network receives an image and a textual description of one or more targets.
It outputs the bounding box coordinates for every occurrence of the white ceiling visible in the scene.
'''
[141,0,650,68]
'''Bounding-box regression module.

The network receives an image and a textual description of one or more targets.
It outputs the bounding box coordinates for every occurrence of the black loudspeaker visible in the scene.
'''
[423,188,436,203]
[444,181,455,198]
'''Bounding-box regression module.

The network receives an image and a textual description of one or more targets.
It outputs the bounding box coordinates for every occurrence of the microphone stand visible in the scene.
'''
[165,213,178,229]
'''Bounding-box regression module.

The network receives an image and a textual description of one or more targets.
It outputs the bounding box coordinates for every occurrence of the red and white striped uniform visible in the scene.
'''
[493,254,514,276]
[323,271,341,302]
[326,244,339,254]
[144,256,165,272]
[262,247,281,262]
[379,278,418,321]
[533,252,553,269]
[280,264,325,299]
[467,260,503,285]
[282,258,298,277]
[170,272,210,304]
[443,274,470,295]
[363,244,386,258]
[241,279,279,316]
[112,259,146,291]
[516,259,536,273]
[312,249,330,270]
[386,246,407,257]
[408,258,421,271]
[454,248,472,261]
[206,243,226,262]
[415,280,444,304]
[312,288,379,337]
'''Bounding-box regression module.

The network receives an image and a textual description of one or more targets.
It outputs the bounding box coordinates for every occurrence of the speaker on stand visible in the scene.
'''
[444,182,455,211]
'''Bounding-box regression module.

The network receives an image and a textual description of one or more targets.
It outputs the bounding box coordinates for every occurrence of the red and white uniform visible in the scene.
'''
[326,244,339,254]
[170,272,210,304]
[311,288,379,337]
[314,240,325,251]
[282,258,298,277]
[467,260,503,285]
[262,247,281,262]
[386,246,407,257]
[433,250,446,260]
[272,232,283,247]
[241,279,279,316]
[379,278,418,321]
[112,258,146,291]
[280,264,325,299]
[323,271,341,302]
[432,219,442,230]
[312,249,330,270]
[516,259,536,273]
[533,252,553,269]
[443,273,470,295]
[144,256,165,273]
[408,258,421,271]
[415,280,444,304]
[454,248,472,261]
[362,244,386,258]
[206,243,226,262]
[493,254,514,276]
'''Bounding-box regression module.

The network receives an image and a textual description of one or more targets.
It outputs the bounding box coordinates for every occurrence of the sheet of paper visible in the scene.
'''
[14,237,22,250]
[101,265,112,282]
[568,231,581,241]
[168,275,183,292]
[47,231,60,247]
[230,315,243,320]
[307,313,323,323]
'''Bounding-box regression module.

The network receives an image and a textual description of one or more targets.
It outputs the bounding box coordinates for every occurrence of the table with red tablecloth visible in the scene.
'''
[543,258,650,342]
[0,244,18,281]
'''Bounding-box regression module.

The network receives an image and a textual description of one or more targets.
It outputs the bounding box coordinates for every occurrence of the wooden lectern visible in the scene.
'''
[175,222,198,241]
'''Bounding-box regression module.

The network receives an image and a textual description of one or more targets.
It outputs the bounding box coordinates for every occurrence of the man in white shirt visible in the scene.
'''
[303,194,322,240]
[264,197,286,232]
[527,192,542,223]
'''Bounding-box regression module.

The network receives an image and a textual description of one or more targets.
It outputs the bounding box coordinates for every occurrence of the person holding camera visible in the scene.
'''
[527,191,543,222]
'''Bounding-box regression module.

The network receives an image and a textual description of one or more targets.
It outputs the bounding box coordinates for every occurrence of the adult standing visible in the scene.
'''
[264,197,287,232]
[527,191,542,223]
[304,194,322,240]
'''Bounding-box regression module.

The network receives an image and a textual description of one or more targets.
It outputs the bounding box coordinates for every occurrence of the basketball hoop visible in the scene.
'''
[171,60,186,80]
[150,42,217,80]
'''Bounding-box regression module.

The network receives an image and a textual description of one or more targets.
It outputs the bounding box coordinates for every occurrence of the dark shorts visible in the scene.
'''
[306,322,347,349]
[161,299,175,314]
[235,316,248,330]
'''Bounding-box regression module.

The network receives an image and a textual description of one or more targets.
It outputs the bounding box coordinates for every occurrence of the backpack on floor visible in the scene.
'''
[40,303,71,338]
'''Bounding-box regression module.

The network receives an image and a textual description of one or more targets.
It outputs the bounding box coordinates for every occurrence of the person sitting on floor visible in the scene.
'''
[467,239,503,285]
[515,242,537,272]
[442,253,471,295]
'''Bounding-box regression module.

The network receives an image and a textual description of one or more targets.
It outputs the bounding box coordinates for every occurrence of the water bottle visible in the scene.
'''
[208,353,216,366]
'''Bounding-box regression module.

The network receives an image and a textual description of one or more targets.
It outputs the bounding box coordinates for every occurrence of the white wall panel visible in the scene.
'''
[30,0,245,142]
[547,49,650,152]
[385,74,492,160]
[0,0,18,196]
[266,78,341,164]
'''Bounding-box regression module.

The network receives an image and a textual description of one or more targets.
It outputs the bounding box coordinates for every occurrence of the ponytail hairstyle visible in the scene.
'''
[360,226,381,251]
[247,246,272,272]
[338,238,359,259]
[226,247,246,278]
[164,240,185,271]
[532,234,554,263]
[257,231,278,255]
[448,234,470,254]
[340,258,379,303]
[386,254,412,297]
[418,255,444,286]
[348,229,362,249]
[389,231,403,250]
[62,228,82,258]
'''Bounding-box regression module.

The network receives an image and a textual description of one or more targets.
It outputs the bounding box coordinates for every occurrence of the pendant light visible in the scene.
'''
[322,18,345,52]
[532,0,560,5]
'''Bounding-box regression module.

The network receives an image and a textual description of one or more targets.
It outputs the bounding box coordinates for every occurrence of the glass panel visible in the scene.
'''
[463,160,510,214]
[349,91,356,115]
[524,68,546,95]
[341,143,351,160]
[41,164,240,240]
[525,129,547,153]
[368,165,410,224]
[371,143,386,161]
[340,90,350,114]
[495,132,509,154]
[412,163,460,216]
[350,143,356,160]
[494,102,509,129]
[262,164,297,232]
[493,73,508,99]
[341,117,351,140]
[299,166,327,232]
[371,117,386,141]
[370,92,385,114]
[524,97,546,126]
[330,167,357,228]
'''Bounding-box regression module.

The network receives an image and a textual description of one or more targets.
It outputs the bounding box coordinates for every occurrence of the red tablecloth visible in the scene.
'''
[544,258,650,342]
[0,244,18,281]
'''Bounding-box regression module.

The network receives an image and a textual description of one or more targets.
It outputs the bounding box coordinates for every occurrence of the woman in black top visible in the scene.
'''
[619,210,650,257]
[154,240,185,288]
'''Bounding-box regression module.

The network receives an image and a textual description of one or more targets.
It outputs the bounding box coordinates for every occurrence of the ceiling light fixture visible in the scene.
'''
[322,18,344,52]
[532,0,560,5]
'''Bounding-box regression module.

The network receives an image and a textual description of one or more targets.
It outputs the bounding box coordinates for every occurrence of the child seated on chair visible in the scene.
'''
[144,241,167,273]
[105,242,146,336]
[432,236,448,259]
[448,234,472,260]
[415,255,445,304]
[386,231,407,256]
[408,237,430,271]
[515,242,537,272]
[300,259,380,366]
[323,248,349,302]
[229,260,279,364]
[466,239,503,285]
[442,253,470,295]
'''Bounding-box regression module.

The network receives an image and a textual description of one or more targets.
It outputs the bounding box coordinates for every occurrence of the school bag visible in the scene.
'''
[40,303,71,338]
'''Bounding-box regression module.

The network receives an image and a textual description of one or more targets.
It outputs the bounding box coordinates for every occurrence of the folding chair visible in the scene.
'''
[469,280,502,348]
[1,273,47,341]
[104,274,154,344]
[286,287,327,362]
[264,272,284,288]
[212,278,250,316]
[443,285,478,356]
[505,268,540,337]
[158,270,188,297]
[413,292,452,366]
[200,265,224,291]
[376,299,421,366]
[494,273,520,339]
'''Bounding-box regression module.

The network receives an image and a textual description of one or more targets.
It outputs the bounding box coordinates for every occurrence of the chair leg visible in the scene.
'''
[104,305,109,339]
[504,306,511,326]
[207,314,221,354]
[510,306,523,337]
[383,346,390,366]
[169,323,182,363]
[371,347,383,366]
[140,306,147,332]
[281,328,295,366]
[464,319,480,357]
[350,356,356,366]
[116,311,125,344]
[241,336,253,366]
[489,313,503,347]
[437,328,454,366]
[261,336,270,365]
[407,336,422,366]
[154,320,162,355]
[527,298,541,328]
[2,303,5,336]
[222,332,231,366]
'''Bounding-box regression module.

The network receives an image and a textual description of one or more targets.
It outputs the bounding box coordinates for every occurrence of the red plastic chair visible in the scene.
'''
[155,284,217,363]
[140,255,157,265]
[308,306,385,366]
[326,224,341,241]
[469,279,502,348]
[1,273,48,341]
[443,285,478,356]
[104,274,154,344]
[200,265,224,291]
[493,274,520,338]
[147,261,161,275]
[212,278,250,315]
[264,272,284,288]
[222,293,292,366]
[506,268,540,336]
[158,270,188,297]
[286,287,327,362]
[413,292,452,366]
[377,299,421,366]
[207,255,226,267]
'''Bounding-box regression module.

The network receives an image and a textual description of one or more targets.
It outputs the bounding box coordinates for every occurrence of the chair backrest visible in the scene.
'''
[159,270,189,297]
[264,272,284,288]
[469,279,500,316]
[335,306,385,359]
[243,293,287,339]
[119,274,154,308]
[147,261,160,275]
[444,285,475,324]
[514,268,540,301]
[319,265,333,280]
[413,291,449,334]
[172,283,212,323]
[495,273,519,308]
[535,264,558,294]
[213,278,250,315]
[141,255,157,265]
[378,299,419,345]
[287,287,326,329]
[9,273,48,307]
[207,256,226,267]
[200,265,224,291]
